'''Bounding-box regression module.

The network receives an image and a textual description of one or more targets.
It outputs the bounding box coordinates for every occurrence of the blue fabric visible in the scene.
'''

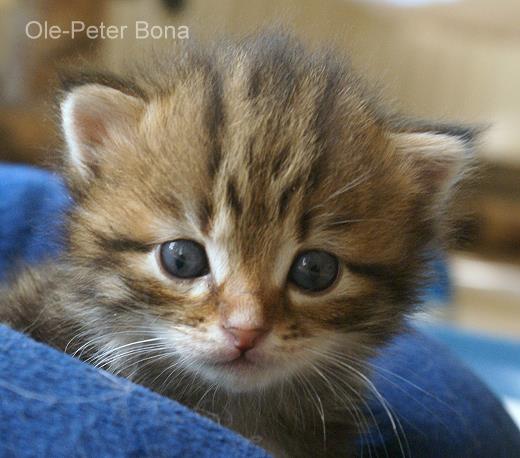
[0,162,519,457]
[421,255,453,305]
[362,329,520,457]
[0,164,70,281]
[418,322,520,403]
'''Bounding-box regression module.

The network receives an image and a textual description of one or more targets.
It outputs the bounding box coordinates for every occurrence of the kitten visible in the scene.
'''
[0,33,474,457]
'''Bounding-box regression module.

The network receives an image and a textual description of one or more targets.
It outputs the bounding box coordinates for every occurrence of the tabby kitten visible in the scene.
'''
[0,34,474,457]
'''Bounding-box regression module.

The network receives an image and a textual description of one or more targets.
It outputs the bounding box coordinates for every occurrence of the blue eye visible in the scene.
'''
[289,250,339,292]
[159,240,209,279]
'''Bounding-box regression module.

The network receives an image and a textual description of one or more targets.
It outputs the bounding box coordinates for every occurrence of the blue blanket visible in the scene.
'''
[1,163,519,457]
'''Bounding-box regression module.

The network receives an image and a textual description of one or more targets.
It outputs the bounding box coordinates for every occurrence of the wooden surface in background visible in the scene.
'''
[0,0,107,165]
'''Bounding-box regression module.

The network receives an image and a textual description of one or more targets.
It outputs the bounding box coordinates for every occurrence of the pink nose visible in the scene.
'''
[223,327,267,351]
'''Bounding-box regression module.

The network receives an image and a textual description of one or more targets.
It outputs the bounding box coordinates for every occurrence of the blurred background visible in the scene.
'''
[0,0,519,425]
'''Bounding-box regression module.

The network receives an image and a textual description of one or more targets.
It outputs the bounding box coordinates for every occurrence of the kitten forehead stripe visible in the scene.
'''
[205,68,225,178]
[226,178,243,216]
[198,198,214,235]
[203,64,225,234]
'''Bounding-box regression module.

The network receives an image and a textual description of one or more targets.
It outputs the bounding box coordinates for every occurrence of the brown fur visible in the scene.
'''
[0,32,474,457]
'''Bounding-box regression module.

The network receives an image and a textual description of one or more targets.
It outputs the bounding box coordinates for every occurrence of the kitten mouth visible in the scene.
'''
[233,352,258,364]
[212,352,260,370]
[201,351,287,392]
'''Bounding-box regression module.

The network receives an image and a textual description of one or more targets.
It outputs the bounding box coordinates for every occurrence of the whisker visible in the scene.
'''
[314,361,386,458]
[91,344,169,369]
[293,368,327,451]
[308,347,410,458]
[325,346,463,440]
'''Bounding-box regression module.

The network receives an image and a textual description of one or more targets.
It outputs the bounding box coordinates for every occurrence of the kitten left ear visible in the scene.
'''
[390,126,477,198]
[60,83,144,180]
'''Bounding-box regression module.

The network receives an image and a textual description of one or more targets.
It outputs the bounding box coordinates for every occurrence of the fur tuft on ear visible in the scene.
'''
[60,83,144,181]
[390,124,478,201]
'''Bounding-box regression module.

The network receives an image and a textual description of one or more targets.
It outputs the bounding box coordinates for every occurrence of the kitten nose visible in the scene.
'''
[223,327,266,351]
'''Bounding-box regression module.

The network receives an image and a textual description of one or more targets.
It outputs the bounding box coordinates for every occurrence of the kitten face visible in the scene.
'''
[60,35,471,393]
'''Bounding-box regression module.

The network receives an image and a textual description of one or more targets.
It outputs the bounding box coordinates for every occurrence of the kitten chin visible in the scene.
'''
[0,31,476,457]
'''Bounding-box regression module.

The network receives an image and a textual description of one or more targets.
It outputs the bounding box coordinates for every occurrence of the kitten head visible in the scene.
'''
[59,35,474,393]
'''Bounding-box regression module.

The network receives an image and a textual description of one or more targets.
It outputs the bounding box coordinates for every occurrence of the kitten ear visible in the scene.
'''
[390,125,478,199]
[60,83,144,180]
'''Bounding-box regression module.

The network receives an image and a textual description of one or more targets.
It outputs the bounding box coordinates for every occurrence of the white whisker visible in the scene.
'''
[309,347,410,458]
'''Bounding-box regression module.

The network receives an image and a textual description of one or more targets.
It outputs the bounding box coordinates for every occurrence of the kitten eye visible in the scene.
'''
[159,240,209,279]
[289,250,339,292]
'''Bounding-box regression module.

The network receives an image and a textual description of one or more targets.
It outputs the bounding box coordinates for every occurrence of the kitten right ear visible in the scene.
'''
[389,122,479,203]
[60,83,144,181]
